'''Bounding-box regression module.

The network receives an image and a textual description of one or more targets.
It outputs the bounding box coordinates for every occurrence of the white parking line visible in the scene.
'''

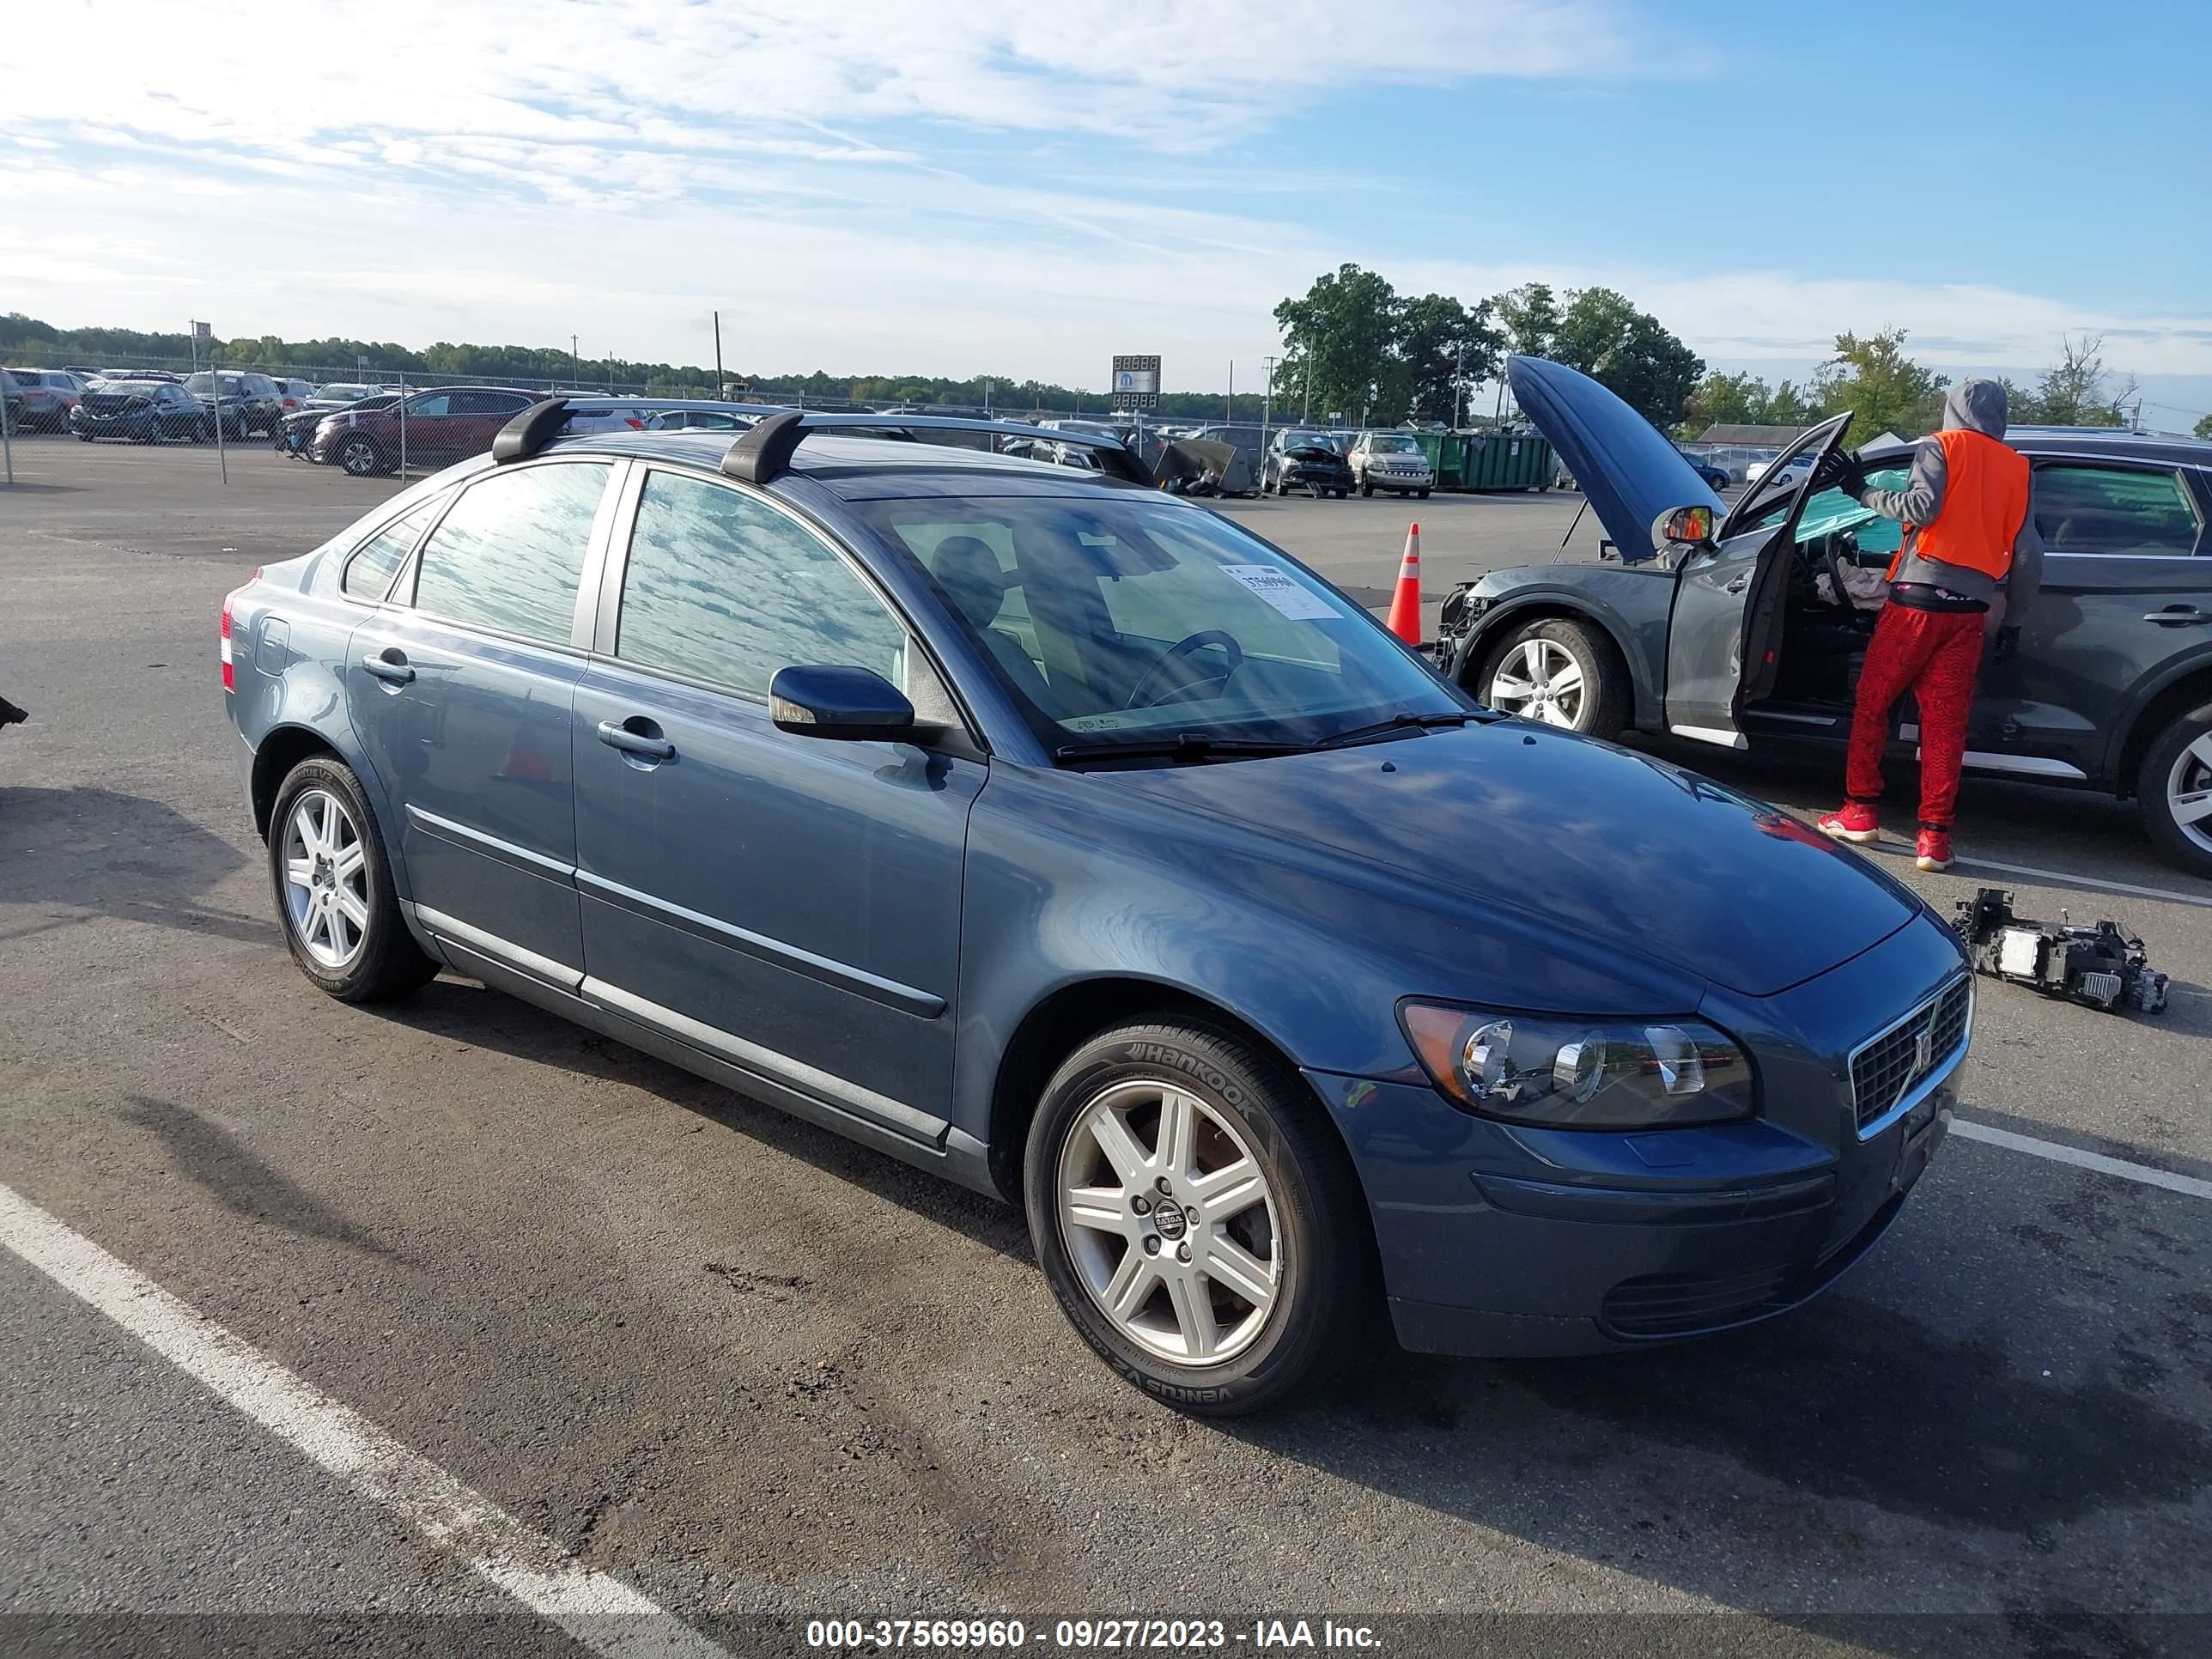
[1951,1119,2212,1200]
[1863,839,2212,911]
[0,1182,730,1659]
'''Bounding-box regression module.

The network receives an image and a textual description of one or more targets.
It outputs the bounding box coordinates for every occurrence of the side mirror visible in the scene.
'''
[1652,504,1716,549]
[769,665,915,742]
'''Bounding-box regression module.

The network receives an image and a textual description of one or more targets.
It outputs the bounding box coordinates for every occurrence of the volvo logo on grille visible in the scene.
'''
[1912,1012,1936,1079]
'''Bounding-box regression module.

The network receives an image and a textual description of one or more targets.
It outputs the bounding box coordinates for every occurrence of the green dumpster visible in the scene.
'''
[1458,428,1554,491]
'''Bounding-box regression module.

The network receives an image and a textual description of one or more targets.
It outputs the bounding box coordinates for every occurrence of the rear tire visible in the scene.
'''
[267,756,439,1003]
[2139,703,2212,878]
[1417,488,1431,500]
[1476,617,1631,736]
[1024,1018,1375,1416]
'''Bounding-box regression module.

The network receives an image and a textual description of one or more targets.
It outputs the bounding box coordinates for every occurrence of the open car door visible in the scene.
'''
[1662,412,1854,748]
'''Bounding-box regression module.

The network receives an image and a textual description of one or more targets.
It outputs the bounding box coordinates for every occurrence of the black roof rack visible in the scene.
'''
[492,397,574,464]
[720,411,1152,488]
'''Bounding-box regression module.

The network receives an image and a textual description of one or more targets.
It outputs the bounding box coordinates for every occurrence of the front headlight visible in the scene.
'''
[1398,1000,1756,1128]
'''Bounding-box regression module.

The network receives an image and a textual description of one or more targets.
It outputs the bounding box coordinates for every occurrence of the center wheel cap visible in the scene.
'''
[1154,1202,1188,1242]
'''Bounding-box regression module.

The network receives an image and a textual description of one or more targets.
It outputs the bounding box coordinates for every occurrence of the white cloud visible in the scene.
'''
[1,1,2200,392]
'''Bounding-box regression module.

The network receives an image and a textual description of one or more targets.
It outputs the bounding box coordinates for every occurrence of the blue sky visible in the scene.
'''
[5,0,2208,419]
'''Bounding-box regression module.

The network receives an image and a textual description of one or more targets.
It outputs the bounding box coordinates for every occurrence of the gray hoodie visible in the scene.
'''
[1856,378,2044,623]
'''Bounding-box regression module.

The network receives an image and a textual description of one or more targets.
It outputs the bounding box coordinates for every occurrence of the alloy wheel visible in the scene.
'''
[2169,732,2212,857]
[1488,636,1587,728]
[281,787,371,970]
[340,437,379,476]
[1055,1079,1281,1367]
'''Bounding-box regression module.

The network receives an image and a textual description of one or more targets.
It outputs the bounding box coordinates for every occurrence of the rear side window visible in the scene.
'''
[343,499,441,600]
[616,471,907,696]
[411,463,609,645]
[2033,465,2202,556]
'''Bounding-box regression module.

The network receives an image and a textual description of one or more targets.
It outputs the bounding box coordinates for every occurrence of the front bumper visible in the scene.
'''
[1311,915,1966,1357]
[70,410,161,438]
[1366,471,1433,491]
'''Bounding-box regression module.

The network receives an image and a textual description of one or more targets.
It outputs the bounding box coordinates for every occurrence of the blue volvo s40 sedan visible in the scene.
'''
[221,406,1971,1413]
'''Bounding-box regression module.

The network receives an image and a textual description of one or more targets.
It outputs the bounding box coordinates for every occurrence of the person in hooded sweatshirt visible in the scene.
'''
[1814,379,2045,872]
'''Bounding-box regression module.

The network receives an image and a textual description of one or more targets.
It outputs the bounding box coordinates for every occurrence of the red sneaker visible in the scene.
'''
[1817,802,1881,844]
[1915,827,1954,872]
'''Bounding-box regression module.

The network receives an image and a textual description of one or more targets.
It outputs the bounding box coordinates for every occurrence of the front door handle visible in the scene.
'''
[2144,607,2209,625]
[1723,575,1751,595]
[597,718,676,761]
[362,651,414,684]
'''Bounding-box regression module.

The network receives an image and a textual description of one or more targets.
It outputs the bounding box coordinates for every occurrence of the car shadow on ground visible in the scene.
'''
[359,975,1035,1264]
[0,786,264,946]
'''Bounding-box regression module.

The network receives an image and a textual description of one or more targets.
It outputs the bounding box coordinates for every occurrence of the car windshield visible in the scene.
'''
[184,373,241,394]
[1370,434,1423,454]
[1279,432,1338,452]
[853,494,1466,756]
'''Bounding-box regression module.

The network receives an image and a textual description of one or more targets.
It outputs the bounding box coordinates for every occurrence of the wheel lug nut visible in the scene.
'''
[1155,1176,1173,1195]
[1176,1243,1192,1263]
[1132,1196,1151,1216]
[1143,1236,1161,1255]
[1184,1206,1200,1226]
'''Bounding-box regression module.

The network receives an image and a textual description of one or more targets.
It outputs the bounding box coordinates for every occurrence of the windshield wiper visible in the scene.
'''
[1313,710,1480,750]
[1053,733,1314,766]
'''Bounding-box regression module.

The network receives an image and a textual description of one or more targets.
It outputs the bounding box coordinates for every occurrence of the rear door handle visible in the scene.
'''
[597,719,675,761]
[2144,607,2209,625]
[362,652,414,684]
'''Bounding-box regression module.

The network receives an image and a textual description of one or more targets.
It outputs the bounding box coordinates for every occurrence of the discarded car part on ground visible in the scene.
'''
[1154,435,1238,496]
[0,693,26,732]
[1950,887,2168,1014]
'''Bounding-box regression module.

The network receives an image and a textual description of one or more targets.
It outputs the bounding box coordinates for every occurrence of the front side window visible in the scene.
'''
[410,463,609,644]
[617,471,908,696]
[403,393,451,417]
[2033,465,2202,556]
[343,499,441,600]
[854,494,1462,753]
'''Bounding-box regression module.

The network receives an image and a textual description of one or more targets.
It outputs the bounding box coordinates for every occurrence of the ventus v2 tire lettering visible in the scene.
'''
[266,756,439,1002]
[1023,1019,1375,1415]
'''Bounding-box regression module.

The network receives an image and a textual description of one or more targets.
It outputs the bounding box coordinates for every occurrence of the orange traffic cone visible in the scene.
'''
[1385,523,1422,645]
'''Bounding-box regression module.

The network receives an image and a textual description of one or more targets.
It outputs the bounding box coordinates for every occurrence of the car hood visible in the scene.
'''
[1107,722,1917,998]
[1509,356,1720,564]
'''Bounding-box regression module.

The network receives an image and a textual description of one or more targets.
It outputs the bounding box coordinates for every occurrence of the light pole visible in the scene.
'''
[571,335,579,391]
[1303,356,1312,423]
[1261,354,1277,448]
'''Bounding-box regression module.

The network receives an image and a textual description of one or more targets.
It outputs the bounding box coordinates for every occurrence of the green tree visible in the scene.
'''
[1273,263,1404,423]
[1814,328,1948,442]
[2195,413,2212,441]
[1395,294,1501,424]
[1491,282,1562,359]
[1548,287,1705,428]
[1683,371,1825,434]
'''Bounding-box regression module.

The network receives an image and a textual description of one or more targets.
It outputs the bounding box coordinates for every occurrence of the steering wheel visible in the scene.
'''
[1125,629,1245,709]
[1824,544,1858,617]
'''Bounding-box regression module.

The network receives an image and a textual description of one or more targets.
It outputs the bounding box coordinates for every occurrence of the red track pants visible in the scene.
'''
[1845,602,1985,829]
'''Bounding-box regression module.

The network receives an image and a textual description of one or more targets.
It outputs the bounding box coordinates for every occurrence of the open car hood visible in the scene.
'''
[1508,356,1720,564]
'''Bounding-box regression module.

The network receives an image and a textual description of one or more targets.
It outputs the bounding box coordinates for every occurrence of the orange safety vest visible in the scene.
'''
[1887,427,2031,581]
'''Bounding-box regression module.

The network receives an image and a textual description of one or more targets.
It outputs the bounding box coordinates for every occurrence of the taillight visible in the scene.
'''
[219,571,261,690]
[625,416,645,429]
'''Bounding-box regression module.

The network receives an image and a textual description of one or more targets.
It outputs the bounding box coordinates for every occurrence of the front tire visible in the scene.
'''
[268,757,439,1002]
[337,434,387,477]
[1477,617,1631,735]
[1024,1018,1374,1417]
[2139,703,2212,877]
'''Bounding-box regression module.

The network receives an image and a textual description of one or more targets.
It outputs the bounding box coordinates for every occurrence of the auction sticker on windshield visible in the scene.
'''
[1219,564,1337,621]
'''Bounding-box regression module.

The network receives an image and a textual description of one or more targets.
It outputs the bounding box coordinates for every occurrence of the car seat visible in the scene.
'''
[928,537,1059,714]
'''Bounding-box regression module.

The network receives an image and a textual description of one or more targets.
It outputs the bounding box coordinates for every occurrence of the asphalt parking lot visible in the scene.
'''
[3,436,2209,1657]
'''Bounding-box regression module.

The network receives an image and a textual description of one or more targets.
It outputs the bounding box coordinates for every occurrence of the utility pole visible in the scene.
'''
[1261,355,1277,448]
[1454,344,1466,428]
[571,335,579,390]
[713,310,723,398]
[1303,356,1312,423]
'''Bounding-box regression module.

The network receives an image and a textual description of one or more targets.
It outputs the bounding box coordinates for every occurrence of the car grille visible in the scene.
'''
[1601,1261,1797,1337]
[1849,975,1971,1132]
[83,396,148,415]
